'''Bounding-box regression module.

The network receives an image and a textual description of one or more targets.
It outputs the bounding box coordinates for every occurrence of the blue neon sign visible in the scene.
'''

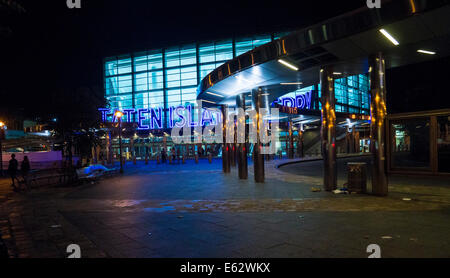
[99,105,219,130]
[276,91,313,110]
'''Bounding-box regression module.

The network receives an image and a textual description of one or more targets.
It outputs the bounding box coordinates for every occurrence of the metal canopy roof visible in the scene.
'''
[196,0,450,107]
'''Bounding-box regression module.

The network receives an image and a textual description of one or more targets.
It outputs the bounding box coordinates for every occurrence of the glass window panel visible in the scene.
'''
[252,36,271,47]
[105,77,118,95]
[165,49,181,68]
[134,73,148,91]
[165,68,181,88]
[180,47,196,66]
[181,87,197,105]
[199,43,215,63]
[148,52,163,70]
[199,64,216,80]
[180,66,197,87]
[215,41,233,61]
[105,60,117,76]
[392,119,430,168]
[118,75,132,93]
[437,115,450,173]
[117,58,132,74]
[235,39,253,56]
[134,56,147,72]
[167,89,182,107]
[110,94,133,110]
[148,70,164,90]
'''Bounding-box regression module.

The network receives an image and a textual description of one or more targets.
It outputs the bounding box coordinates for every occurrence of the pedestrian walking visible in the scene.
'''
[8,154,19,191]
[21,156,31,190]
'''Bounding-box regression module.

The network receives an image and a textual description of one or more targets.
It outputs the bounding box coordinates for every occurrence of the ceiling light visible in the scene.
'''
[280,82,303,85]
[333,72,342,75]
[278,59,299,71]
[379,29,399,46]
[206,91,223,97]
[200,99,216,104]
[417,49,436,55]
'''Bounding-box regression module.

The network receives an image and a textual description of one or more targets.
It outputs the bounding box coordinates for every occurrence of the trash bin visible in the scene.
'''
[347,162,367,193]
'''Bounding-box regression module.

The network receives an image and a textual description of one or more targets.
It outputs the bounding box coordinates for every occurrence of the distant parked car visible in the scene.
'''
[76,164,118,181]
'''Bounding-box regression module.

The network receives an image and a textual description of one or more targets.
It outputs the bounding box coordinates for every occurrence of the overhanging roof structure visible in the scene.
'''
[197,0,450,106]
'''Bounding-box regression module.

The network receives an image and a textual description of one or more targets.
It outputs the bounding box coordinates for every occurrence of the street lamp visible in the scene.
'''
[115,111,124,174]
[0,121,5,177]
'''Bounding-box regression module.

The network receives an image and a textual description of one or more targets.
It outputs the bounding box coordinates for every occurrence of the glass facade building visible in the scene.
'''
[104,34,282,127]
[104,32,370,128]
[276,74,370,115]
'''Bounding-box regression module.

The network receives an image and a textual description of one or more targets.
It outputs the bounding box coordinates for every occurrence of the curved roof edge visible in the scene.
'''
[197,0,449,101]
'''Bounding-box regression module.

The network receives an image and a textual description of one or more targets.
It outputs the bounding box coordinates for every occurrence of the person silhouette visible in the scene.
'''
[21,156,31,189]
[8,154,19,190]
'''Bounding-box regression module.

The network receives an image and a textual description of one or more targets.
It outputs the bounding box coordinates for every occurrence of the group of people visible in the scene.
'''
[159,147,213,164]
[160,148,181,163]
[7,154,31,191]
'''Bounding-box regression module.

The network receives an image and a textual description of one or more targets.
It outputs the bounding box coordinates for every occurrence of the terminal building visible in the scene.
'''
[101,0,450,193]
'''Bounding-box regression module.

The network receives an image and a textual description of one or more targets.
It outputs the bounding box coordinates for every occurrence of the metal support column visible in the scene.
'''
[320,67,337,191]
[236,93,248,179]
[252,88,264,183]
[297,130,304,158]
[369,52,388,196]
[221,105,231,173]
[288,120,294,159]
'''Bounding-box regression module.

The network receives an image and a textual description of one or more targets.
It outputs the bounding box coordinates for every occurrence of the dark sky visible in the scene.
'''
[0,0,448,116]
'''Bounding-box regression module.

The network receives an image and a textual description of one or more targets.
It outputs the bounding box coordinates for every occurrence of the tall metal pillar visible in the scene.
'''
[236,93,248,179]
[320,67,337,191]
[221,105,231,173]
[230,133,236,167]
[288,120,294,159]
[297,130,304,158]
[369,52,388,196]
[252,88,264,183]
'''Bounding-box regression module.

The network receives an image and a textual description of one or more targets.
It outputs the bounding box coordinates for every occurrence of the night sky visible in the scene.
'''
[1,0,448,117]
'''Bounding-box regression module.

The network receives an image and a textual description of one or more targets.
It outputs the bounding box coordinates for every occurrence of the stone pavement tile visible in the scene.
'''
[189,231,233,246]
[114,240,146,252]
[117,227,150,239]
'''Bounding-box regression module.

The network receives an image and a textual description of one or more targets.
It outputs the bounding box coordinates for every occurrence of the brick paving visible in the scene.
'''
[0,157,449,258]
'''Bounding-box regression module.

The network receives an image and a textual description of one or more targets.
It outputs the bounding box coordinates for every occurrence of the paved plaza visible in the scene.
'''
[1,156,449,258]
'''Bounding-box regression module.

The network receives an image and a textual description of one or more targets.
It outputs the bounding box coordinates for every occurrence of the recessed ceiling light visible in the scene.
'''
[379,29,400,46]
[280,82,303,85]
[200,99,216,104]
[278,59,299,71]
[417,49,436,55]
[206,91,223,97]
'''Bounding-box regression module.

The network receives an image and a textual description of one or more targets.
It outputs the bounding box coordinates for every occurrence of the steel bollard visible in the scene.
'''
[182,155,186,164]
[195,154,199,164]
[156,155,160,164]
[208,153,212,163]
